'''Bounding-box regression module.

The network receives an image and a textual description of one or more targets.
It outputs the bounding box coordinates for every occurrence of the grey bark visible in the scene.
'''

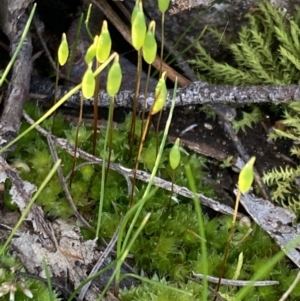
[29,76,300,113]
[0,1,33,154]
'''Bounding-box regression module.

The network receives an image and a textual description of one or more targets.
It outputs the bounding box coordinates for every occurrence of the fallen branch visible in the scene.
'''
[30,77,300,112]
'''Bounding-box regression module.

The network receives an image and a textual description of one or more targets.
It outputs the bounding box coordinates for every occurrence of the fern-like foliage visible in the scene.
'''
[191,2,300,85]
[233,106,262,133]
[263,165,300,213]
[191,2,300,215]
[265,101,300,214]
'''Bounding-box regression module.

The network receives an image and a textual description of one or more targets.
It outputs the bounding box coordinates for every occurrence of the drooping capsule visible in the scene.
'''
[169,138,181,170]
[143,21,157,64]
[82,65,95,98]
[58,33,69,66]
[238,156,256,193]
[131,1,146,50]
[106,54,122,97]
[96,21,112,63]
[151,71,167,115]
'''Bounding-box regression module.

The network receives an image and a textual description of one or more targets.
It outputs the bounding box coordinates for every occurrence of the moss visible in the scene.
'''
[10,99,299,298]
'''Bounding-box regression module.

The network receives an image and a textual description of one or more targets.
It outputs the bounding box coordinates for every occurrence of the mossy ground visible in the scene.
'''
[1,99,299,300]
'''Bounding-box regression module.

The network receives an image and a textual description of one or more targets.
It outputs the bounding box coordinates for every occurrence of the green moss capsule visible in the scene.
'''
[106,55,122,97]
[238,156,256,193]
[169,138,181,170]
[82,65,95,99]
[151,71,167,115]
[158,0,171,13]
[84,35,98,65]
[131,2,146,50]
[143,21,157,64]
[96,21,112,63]
[58,33,69,66]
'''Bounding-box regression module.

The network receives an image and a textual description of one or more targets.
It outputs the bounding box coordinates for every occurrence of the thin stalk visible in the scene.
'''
[69,93,84,184]
[134,64,152,196]
[130,112,152,207]
[96,95,115,238]
[105,96,114,180]
[155,110,163,155]
[155,12,165,154]
[214,190,242,299]
[157,0,218,72]
[51,60,60,132]
[185,164,208,301]
[84,4,94,40]
[140,64,152,136]
[128,49,143,161]
[92,61,101,155]
[159,12,165,77]
[168,169,175,208]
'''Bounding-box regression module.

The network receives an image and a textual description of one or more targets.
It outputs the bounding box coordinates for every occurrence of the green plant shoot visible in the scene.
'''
[84,35,97,65]
[158,0,171,13]
[152,71,167,115]
[58,33,69,66]
[143,21,157,64]
[96,21,111,63]
[169,138,181,170]
[82,65,95,99]
[238,156,256,193]
[131,1,146,50]
[106,54,122,97]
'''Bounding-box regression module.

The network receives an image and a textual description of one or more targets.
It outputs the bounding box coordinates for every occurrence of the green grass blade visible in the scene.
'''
[96,96,114,238]
[0,4,37,86]
[185,164,208,301]
[236,234,300,300]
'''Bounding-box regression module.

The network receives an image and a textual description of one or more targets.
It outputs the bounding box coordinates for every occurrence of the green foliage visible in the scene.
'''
[263,102,300,214]
[190,1,300,134]
[191,2,300,86]
[120,275,201,301]
[192,2,300,215]
[233,106,263,133]
[10,100,297,299]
